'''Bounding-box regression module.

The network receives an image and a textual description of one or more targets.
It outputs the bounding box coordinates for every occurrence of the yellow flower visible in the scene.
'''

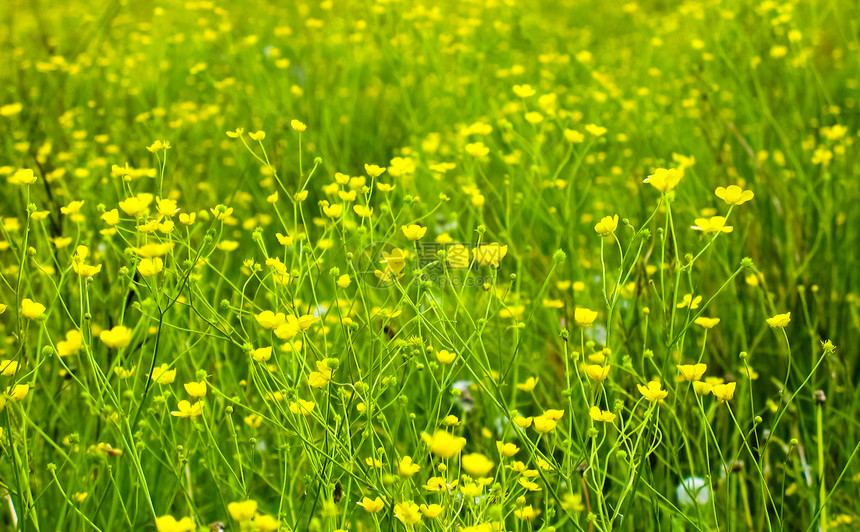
[61,200,85,220]
[114,366,136,379]
[99,326,132,349]
[644,167,683,193]
[564,129,585,143]
[637,380,668,403]
[532,414,558,433]
[146,140,170,152]
[266,391,284,402]
[353,205,373,218]
[132,242,175,258]
[715,185,754,206]
[594,214,619,236]
[691,216,733,234]
[296,314,321,331]
[584,124,607,137]
[524,111,543,124]
[138,258,164,277]
[419,503,444,518]
[364,164,386,177]
[672,153,697,169]
[514,505,540,520]
[357,497,384,513]
[589,406,616,423]
[394,502,422,526]
[496,441,520,457]
[766,312,791,328]
[421,430,466,458]
[210,205,233,221]
[519,478,541,491]
[290,120,307,132]
[694,317,721,329]
[249,130,266,141]
[473,243,508,267]
[423,476,457,492]
[508,461,528,474]
[21,298,46,319]
[255,311,286,330]
[251,346,272,362]
[72,260,102,277]
[542,298,563,309]
[119,196,147,216]
[388,156,416,177]
[677,294,702,309]
[398,456,420,477]
[693,381,713,395]
[401,224,427,240]
[677,363,707,382]
[0,102,23,116]
[151,364,176,385]
[436,349,457,364]
[183,381,207,398]
[136,219,160,234]
[711,382,737,402]
[465,142,490,157]
[274,318,300,341]
[460,483,483,497]
[323,203,343,218]
[8,168,37,185]
[156,198,179,217]
[543,408,564,421]
[461,453,494,476]
[512,84,535,98]
[447,244,470,269]
[516,376,538,392]
[289,399,316,415]
[254,514,280,532]
[178,212,196,225]
[584,364,610,382]
[740,366,759,380]
[812,146,833,165]
[561,493,585,512]
[0,360,18,376]
[377,248,407,279]
[155,515,196,532]
[170,400,204,418]
[8,384,29,401]
[308,358,334,388]
[227,500,258,522]
[574,307,598,326]
[336,274,351,288]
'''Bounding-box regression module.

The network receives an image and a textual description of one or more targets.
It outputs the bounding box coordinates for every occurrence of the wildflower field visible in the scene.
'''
[2,0,860,530]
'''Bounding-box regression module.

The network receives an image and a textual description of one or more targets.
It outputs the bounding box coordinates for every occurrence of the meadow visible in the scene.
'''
[1,0,859,530]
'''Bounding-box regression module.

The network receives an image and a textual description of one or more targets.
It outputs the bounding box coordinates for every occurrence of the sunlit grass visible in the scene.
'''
[0,0,858,531]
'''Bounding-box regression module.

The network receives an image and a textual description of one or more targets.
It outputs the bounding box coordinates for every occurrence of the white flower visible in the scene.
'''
[452,380,474,412]
[676,476,710,505]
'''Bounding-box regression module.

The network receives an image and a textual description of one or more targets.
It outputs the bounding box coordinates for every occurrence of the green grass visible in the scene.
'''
[0,0,859,530]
